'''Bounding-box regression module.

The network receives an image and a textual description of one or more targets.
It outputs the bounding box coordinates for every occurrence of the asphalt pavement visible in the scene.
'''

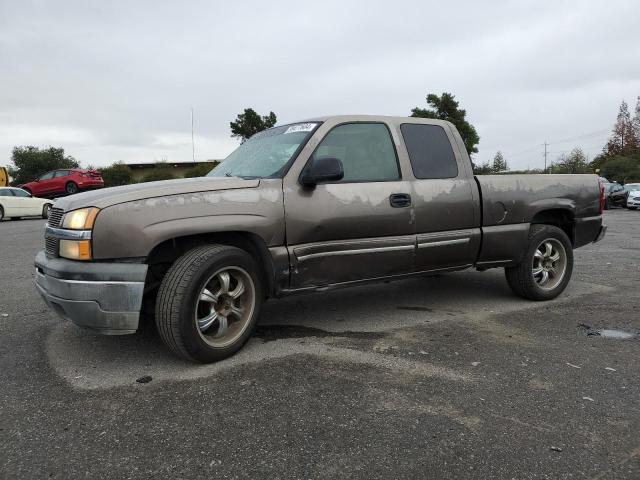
[1,209,639,479]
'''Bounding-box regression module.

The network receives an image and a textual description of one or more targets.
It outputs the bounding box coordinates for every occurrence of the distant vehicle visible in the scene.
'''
[0,167,8,187]
[20,169,104,198]
[603,183,627,209]
[625,183,640,210]
[0,187,53,221]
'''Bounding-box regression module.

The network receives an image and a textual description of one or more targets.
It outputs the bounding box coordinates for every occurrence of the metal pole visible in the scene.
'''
[543,142,548,173]
[191,107,195,163]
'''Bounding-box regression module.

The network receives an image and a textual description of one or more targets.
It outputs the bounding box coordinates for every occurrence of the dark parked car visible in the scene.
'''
[603,183,627,209]
[20,169,104,198]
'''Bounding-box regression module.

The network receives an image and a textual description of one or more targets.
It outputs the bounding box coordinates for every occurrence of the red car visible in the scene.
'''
[20,169,104,198]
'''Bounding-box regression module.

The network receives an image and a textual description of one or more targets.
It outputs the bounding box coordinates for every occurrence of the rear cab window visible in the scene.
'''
[400,123,459,179]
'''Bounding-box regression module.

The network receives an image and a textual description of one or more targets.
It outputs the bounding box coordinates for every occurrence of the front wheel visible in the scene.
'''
[505,225,573,301]
[42,203,51,219]
[155,244,263,363]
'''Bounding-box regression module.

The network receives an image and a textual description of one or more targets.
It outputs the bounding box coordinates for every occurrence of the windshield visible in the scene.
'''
[208,122,319,179]
[624,183,640,191]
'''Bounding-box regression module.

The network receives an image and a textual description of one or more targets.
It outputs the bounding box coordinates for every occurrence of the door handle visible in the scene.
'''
[389,193,411,208]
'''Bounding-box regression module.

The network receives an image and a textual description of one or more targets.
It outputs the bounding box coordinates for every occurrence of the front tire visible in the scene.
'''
[0,206,4,221]
[505,225,573,301]
[155,244,263,363]
[42,203,51,219]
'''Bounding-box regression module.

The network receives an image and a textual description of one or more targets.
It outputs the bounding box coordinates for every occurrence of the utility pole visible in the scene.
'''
[191,107,196,163]
[543,141,548,173]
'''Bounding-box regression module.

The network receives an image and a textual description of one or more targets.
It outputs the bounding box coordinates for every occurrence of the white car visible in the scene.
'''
[0,187,53,221]
[625,183,640,210]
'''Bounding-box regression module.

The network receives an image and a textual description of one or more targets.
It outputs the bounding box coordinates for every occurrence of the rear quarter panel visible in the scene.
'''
[476,174,601,266]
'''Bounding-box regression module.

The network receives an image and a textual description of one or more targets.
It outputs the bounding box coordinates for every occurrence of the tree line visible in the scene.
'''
[5,93,640,187]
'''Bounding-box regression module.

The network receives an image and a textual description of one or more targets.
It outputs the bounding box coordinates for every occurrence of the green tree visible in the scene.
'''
[473,161,493,174]
[141,162,177,182]
[411,92,480,156]
[184,162,219,178]
[491,151,508,173]
[603,100,639,157]
[599,154,640,183]
[549,147,591,174]
[8,146,79,185]
[98,162,133,187]
[230,108,277,143]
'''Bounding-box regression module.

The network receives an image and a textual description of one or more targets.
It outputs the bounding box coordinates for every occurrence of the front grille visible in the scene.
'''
[634,196,640,201]
[45,237,59,256]
[48,207,64,228]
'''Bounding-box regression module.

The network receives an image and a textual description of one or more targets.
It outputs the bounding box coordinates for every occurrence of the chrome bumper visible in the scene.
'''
[34,251,147,335]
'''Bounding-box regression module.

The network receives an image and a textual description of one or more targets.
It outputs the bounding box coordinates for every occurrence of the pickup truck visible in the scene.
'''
[35,115,606,363]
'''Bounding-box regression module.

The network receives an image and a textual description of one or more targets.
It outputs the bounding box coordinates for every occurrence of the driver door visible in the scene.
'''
[283,121,415,289]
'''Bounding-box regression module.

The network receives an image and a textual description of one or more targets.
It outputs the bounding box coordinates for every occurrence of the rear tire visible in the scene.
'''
[42,203,51,219]
[155,244,263,363]
[65,182,78,194]
[505,225,573,301]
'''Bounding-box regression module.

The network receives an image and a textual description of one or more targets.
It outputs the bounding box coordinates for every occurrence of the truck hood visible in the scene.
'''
[53,176,260,211]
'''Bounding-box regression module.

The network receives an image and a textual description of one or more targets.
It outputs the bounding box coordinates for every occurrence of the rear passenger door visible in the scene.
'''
[51,170,70,194]
[399,123,480,272]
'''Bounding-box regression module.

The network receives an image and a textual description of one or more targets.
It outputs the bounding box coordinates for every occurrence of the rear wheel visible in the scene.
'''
[505,225,573,301]
[65,182,78,194]
[155,244,263,363]
[42,203,51,219]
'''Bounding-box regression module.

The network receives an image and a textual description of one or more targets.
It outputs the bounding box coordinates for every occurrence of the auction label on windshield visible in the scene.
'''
[284,123,317,134]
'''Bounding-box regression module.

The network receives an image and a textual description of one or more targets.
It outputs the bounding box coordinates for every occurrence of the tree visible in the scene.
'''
[491,151,508,173]
[473,161,493,175]
[633,96,640,143]
[8,146,79,186]
[184,162,220,178]
[549,147,591,174]
[230,108,277,143]
[599,154,640,183]
[603,100,639,157]
[99,162,134,187]
[411,92,480,156]
[141,162,177,182]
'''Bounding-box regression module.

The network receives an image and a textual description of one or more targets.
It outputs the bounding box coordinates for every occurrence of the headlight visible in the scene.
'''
[61,207,100,230]
[59,240,92,261]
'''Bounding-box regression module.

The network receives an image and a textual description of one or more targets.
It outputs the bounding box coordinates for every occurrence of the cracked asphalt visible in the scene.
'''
[1,209,639,479]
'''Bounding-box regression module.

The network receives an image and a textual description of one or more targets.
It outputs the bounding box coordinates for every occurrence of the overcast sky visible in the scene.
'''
[1,0,639,170]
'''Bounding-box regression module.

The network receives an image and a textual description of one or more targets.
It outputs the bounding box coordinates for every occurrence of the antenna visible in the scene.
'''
[191,107,196,163]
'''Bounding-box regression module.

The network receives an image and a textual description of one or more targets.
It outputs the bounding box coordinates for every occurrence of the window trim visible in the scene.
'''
[400,122,459,180]
[299,121,402,185]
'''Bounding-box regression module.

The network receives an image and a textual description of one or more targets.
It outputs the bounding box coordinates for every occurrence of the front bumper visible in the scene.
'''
[34,251,147,335]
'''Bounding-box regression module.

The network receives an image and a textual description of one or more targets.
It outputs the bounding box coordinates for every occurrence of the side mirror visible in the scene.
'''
[300,157,344,187]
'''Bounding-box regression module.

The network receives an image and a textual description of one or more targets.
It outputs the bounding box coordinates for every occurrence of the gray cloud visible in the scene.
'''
[1,0,639,169]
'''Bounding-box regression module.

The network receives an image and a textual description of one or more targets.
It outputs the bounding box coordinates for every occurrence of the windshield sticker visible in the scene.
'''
[284,123,316,134]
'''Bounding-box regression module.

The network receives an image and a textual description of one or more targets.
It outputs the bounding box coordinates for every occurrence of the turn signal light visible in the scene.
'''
[59,240,92,261]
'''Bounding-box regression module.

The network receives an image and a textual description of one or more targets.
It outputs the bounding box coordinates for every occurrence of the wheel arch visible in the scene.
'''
[530,207,576,246]
[145,231,277,298]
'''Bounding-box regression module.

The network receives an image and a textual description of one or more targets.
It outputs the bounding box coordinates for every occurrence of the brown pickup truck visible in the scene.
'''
[35,115,606,362]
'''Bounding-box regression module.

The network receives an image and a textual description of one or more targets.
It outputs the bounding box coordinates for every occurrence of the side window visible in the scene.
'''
[39,172,55,180]
[312,123,400,183]
[400,124,459,179]
[13,189,30,198]
[0,188,13,196]
[54,170,70,177]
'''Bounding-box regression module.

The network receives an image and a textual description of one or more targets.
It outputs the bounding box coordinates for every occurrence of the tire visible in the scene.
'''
[505,225,574,301]
[604,198,610,210]
[155,244,263,363]
[628,207,637,210]
[0,206,4,221]
[42,203,51,219]
[65,182,78,194]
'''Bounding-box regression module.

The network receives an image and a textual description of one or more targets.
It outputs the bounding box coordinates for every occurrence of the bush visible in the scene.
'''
[99,162,133,187]
[141,163,177,182]
[184,162,219,178]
